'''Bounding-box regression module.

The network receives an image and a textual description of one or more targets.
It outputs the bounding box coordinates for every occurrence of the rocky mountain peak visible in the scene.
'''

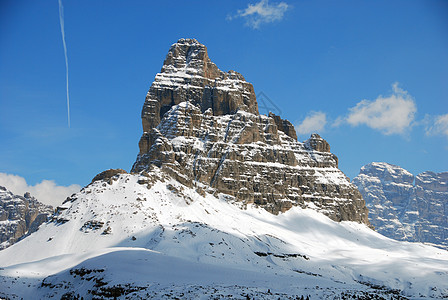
[141,38,259,136]
[131,39,370,225]
[161,38,222,80]
[161,39,249,84]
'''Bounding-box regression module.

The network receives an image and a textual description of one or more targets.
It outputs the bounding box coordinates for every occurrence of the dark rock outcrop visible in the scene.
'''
[353,162,448,249]
[91,169,128,184]
[0,186,53,250]
[132,39,370,225]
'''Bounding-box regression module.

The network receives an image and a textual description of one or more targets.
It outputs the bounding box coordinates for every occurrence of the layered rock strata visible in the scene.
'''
[132,38,369,224]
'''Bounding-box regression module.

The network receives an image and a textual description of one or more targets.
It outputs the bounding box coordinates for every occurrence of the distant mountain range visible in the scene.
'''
[354,162,447,249]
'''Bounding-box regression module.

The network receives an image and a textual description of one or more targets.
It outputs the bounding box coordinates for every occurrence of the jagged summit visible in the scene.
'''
[133,39,369,224]
[161,38,225,80]
[141,38,259,135]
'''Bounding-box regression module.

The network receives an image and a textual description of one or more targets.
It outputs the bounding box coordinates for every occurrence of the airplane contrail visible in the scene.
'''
[58,0,70,128]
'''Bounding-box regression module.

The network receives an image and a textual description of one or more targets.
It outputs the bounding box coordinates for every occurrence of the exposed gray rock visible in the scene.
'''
[132,39,370,225]
[0,186,53,250]
[353,162,448,249]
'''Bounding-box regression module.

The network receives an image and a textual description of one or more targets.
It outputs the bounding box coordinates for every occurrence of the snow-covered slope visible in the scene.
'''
[1,171,447,299]
[353,162,448,249]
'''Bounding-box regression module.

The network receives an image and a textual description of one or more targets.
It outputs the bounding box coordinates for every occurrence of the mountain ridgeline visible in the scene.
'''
[132,38,369,224]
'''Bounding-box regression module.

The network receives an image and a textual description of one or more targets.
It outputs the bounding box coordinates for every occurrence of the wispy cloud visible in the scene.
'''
[0,173,80,207]
[295,111,327,135]
[337,83,417,135]
[424,113,448,138]
[228,0,290,29]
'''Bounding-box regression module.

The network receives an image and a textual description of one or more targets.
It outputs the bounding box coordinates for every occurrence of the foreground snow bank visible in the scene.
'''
[0,172,447,299]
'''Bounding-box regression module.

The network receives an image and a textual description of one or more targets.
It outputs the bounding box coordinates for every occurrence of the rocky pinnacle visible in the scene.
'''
[132,38,370,225]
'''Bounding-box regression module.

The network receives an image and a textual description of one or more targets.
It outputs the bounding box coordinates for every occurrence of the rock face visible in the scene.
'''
[353,162,448,248]
[91,169,128,184]
[139,38,258,145]
[0,186,53,250]
[132,38,369,225]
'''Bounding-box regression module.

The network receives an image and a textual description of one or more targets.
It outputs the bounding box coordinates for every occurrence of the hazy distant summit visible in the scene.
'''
[354,162,448,249]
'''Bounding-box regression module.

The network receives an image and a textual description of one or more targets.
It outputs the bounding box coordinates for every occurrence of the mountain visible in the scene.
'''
[0,186,53,250]
[0,39,447,299]
[353,162,448,249]
[132,38,369,224]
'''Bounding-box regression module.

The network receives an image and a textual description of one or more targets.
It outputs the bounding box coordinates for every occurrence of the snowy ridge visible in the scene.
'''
[1,171,447,299]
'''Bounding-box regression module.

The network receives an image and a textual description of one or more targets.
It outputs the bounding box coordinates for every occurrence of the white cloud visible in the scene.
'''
[295,111,327,135]
[425,113,448,138]
[229,0,289,29]
[0,173,81,207]
[342,83,417,135]
[332,116,344,128]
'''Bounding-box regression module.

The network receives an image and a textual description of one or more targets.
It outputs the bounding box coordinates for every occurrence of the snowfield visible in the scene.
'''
[0,171,447,299]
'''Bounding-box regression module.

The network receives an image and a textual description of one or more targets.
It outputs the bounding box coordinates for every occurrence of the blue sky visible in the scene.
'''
[1,0,447,194]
